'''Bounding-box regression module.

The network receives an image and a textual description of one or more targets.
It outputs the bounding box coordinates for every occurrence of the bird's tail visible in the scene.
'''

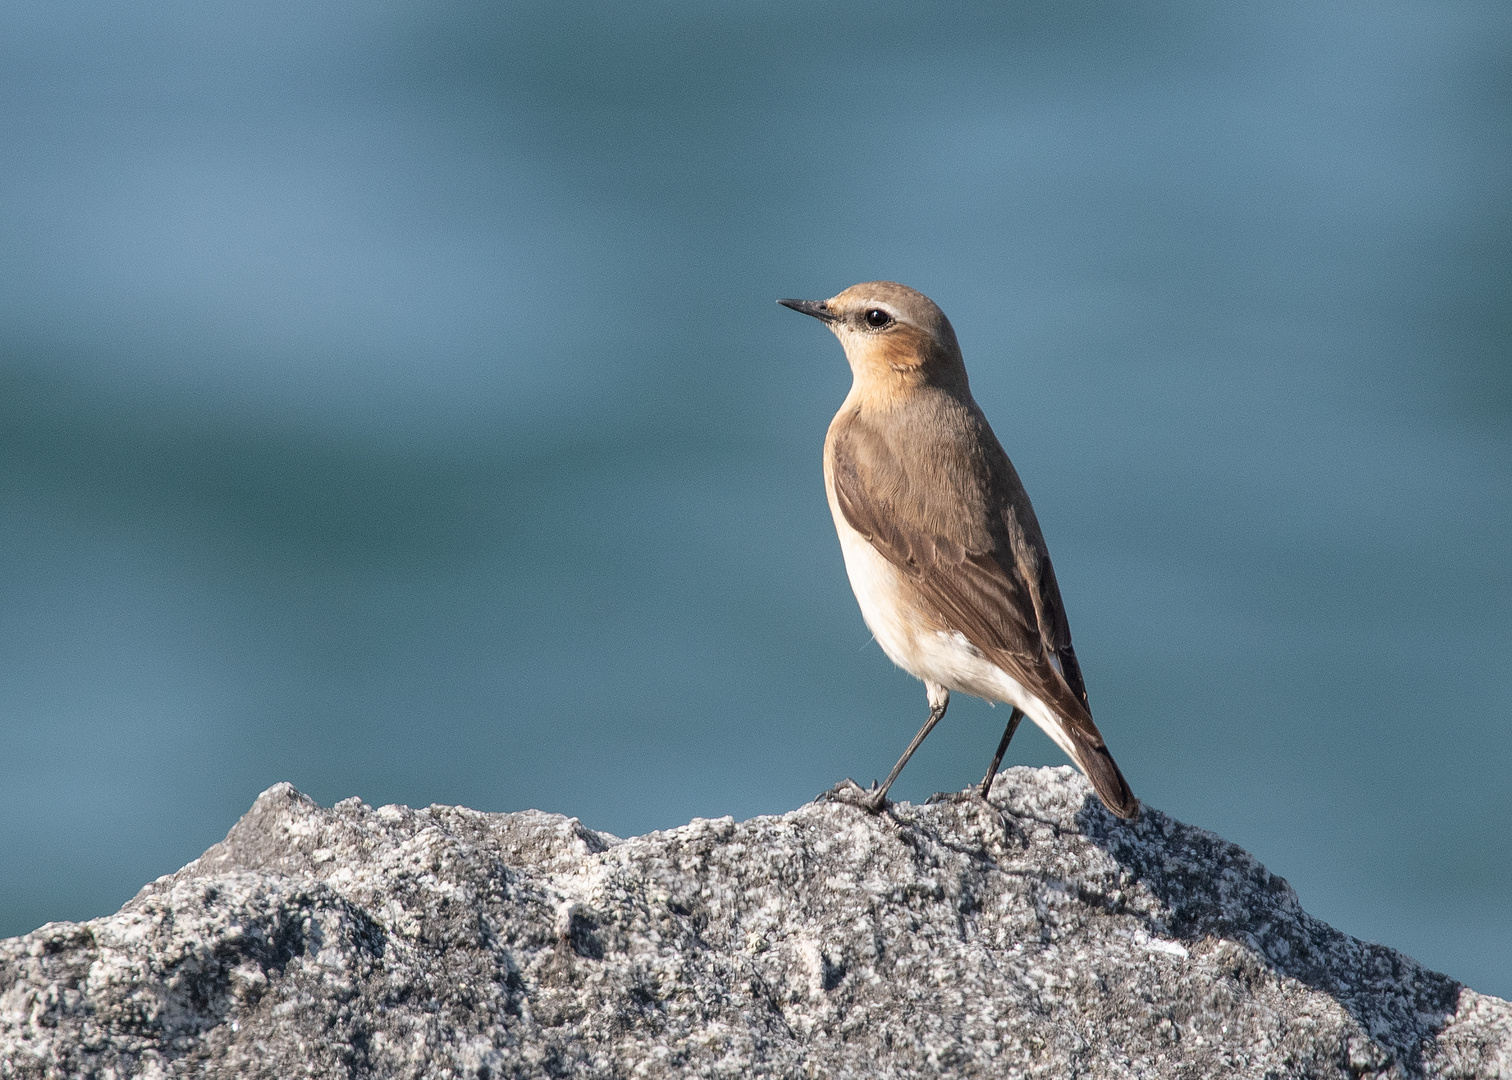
[1066,728,1140,820]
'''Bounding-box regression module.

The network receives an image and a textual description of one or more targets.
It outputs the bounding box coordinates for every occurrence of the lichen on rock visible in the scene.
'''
[2,767,1509,1078]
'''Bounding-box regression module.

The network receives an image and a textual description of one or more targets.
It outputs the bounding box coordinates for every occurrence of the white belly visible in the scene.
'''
[829,506,1081,764]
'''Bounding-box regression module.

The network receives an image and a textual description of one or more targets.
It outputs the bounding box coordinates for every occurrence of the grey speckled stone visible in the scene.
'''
[1,767,1508,1079]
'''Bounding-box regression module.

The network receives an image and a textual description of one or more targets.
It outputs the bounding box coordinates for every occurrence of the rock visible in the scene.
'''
[1,767,1508,1079]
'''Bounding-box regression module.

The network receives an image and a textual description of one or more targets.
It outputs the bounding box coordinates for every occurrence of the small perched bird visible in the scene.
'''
[780,282,1138,820]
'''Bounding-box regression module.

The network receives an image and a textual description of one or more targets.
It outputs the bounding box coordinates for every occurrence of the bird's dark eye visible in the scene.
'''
[864,308,893,328]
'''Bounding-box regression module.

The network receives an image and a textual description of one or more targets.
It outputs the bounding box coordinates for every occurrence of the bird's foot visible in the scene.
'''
[926,784,1025,846]
[816,778,889,814]
[924,788,987,807]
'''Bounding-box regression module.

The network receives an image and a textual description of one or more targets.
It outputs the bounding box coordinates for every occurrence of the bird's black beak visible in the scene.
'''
[778,298,837,323]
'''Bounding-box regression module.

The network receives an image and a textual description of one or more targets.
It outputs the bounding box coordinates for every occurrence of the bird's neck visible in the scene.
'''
[843,362,973,413]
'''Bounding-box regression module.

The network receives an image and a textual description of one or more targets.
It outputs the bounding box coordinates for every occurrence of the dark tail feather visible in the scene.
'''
[1068,731,1140,820]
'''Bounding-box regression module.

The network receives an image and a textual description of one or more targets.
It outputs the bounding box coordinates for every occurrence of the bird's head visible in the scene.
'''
[779,281,968,396]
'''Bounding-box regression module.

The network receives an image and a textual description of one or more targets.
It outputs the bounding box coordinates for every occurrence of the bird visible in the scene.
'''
[779,281,1139,820]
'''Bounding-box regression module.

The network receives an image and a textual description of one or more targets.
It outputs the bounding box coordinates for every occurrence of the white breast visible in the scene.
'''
[829,512,923,673]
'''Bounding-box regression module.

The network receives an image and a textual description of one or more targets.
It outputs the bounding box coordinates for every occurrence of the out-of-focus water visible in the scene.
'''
[1,0,1508,996]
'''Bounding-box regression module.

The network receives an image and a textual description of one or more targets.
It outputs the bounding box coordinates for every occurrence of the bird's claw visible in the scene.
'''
[925,787,994,807]
[817,778,890,814]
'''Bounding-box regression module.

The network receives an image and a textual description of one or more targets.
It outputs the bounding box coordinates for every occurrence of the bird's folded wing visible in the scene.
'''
[832,414,1138,819]
[829,411,1106,748]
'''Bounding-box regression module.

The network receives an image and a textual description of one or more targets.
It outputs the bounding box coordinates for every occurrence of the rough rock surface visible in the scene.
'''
[1,768,1509,1079]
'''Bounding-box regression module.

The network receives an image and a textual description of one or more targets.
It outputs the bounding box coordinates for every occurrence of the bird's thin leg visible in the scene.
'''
[979,707,1024,798]
[865,684,949,811]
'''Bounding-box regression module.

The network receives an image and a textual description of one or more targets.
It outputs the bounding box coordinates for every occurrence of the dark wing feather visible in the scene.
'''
[831,398,1137,819]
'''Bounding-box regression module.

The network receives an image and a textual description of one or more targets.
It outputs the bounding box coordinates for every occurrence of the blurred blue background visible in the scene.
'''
[2,0,1509,996]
